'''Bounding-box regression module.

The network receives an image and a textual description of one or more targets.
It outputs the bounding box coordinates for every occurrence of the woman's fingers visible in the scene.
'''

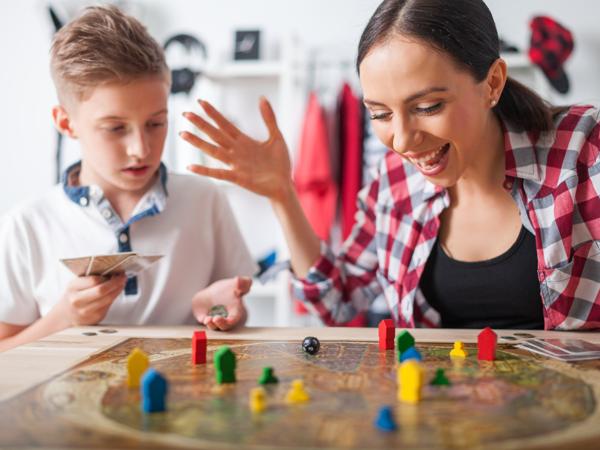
[179,131,230,164]
[182,111,233,148]
[259,96,280,139]
[187,164,237,183]
[199,100,243,139]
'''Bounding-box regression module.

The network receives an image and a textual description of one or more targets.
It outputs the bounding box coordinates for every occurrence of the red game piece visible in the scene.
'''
[378,319,395,350]
[192,330,207,364]
[477,327,497,361]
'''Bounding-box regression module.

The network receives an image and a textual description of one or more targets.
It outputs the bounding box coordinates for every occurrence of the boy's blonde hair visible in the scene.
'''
[50,5,170,105]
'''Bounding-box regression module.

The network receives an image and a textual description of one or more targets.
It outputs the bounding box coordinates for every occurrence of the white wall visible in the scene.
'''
[486,0,600,105]
[1,0,600,216]
[0,2,57,213]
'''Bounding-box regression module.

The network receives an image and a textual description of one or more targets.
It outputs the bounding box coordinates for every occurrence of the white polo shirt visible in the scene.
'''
[0,163,257,325]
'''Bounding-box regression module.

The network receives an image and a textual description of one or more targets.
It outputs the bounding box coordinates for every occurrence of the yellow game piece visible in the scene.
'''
[450,341,468,358]
[250,387,267,413]
[127,347,149,388]
[285,379,310,404]
[397,360,424,404]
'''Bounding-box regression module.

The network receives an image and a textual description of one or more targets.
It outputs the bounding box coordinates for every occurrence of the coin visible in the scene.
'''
[208,304,228,318]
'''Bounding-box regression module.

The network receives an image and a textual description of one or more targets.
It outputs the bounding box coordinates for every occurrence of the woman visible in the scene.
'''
[180,0,600,330]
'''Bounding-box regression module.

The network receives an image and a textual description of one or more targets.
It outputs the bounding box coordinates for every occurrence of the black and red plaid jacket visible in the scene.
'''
[293,105,600,330]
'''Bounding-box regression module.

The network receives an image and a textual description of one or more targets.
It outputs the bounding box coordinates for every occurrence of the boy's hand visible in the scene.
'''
[192,276,253,331]
[181,98,294,204]
[56,274,127,327]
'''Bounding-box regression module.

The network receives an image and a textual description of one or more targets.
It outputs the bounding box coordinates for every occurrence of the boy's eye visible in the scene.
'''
[105,125,125,133]
[414,103,443,115]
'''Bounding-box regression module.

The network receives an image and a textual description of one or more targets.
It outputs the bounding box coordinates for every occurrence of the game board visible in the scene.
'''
[1,337,600,449]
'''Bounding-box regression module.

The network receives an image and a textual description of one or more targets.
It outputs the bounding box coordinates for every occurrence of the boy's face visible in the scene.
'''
[54,76,170,199]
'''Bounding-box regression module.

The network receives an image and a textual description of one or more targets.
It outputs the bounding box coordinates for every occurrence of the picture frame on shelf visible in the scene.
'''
[234,30,261,60]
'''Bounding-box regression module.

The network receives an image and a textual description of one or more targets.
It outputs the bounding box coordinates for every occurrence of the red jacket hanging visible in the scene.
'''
[294,93,337,241]
[338,83,363,240]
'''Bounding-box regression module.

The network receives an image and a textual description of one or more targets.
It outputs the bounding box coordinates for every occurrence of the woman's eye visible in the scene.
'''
[148,121,166,128]
[414,103,443,115]
[369,111,392,121]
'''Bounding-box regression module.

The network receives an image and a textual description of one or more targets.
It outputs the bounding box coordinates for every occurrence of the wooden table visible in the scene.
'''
[0,327,600,449]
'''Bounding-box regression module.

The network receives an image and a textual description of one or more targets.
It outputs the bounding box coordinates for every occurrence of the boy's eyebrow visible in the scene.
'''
[363,87,448,107]
[96,108,169,121]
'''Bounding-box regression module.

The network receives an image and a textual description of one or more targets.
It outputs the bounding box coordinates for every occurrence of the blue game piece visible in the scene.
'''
[141,368,168,413]
[399,346,422,362]
[374,406,397,432]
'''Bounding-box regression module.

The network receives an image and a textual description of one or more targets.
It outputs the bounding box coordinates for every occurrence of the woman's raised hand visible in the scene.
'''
[180,97,292,202]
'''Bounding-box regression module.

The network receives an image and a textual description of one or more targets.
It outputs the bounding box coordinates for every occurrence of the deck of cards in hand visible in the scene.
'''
[60,252,163,277]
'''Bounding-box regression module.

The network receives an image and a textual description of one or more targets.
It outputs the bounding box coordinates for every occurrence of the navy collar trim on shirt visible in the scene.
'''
[62,161,169,206]
[62,161,90,206]
[158,162,169,196]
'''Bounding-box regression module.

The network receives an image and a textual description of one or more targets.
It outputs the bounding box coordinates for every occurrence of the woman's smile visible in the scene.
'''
[403,142,451,175]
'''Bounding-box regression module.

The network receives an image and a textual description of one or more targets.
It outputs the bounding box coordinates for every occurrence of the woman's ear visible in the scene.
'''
[486,58,508,105]
[52,105,78,139]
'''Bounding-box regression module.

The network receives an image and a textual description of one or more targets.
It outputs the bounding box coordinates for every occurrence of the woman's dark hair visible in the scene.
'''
[357,0,563,132]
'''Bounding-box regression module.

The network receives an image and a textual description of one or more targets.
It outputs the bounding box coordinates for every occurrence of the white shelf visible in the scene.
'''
[502,52,532,69]
[207,61,285,80]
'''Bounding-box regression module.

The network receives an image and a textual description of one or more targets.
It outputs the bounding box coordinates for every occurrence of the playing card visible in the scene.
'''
[61,253,162,277]
[524,339,571,356]
[532,338,600,355]
[110,254,163,277]
[60,256,94,277]
[517,342,600,361]
[90,253,135,276]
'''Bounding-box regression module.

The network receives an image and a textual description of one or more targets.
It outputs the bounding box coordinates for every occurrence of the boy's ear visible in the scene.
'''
[52,105,78,139]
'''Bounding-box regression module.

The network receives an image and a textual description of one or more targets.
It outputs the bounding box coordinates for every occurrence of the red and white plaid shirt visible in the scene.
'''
[292,105,600,330]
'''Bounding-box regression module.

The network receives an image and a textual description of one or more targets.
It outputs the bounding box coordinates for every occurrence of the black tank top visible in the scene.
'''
[420,226,544,329]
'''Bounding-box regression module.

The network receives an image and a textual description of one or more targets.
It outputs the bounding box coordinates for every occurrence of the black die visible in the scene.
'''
[302,336,320,355]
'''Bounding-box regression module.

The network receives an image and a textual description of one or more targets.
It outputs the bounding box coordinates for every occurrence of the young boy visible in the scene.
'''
[0,5,256,351]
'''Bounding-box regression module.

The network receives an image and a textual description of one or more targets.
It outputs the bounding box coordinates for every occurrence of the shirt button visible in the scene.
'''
[119,233,129,243]
[89,185,100,198]
[102,209,113,219]
[79,196,89,206]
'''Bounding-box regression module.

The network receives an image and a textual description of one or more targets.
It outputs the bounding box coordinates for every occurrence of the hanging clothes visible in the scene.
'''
[294,92,338,241]
[292,92,338,318]
[338,82,363,241]
[334,83,367,327]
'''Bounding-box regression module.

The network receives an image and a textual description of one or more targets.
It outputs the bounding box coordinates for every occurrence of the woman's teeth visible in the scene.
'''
[409,144,449,168]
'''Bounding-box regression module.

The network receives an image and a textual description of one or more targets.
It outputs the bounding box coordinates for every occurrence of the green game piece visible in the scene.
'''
[214,346,236,384]
[258,366,279,385]
[208,304,228,318]
[430,368,451,386]
[396,330,415,357]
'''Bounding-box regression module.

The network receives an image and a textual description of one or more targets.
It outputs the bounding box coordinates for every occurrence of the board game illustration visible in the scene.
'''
[1,338,600,449]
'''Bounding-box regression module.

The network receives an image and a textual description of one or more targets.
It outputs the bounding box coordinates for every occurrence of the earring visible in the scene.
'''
[490,99,497,107]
